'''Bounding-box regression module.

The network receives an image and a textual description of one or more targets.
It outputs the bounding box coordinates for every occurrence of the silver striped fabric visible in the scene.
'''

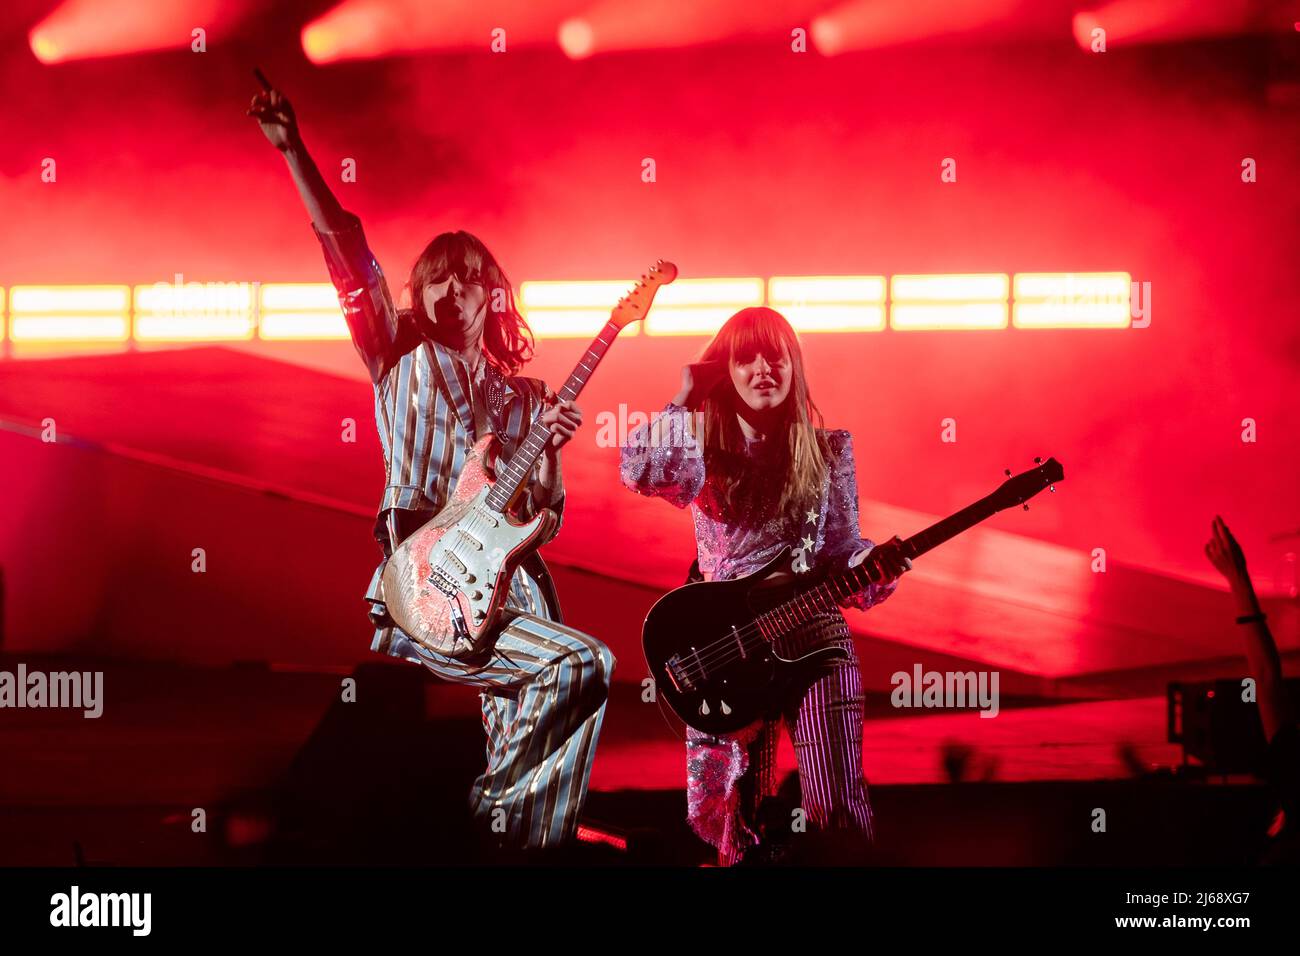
[686,612,874,865]
[313,211,614,847]
[313,211,563,660]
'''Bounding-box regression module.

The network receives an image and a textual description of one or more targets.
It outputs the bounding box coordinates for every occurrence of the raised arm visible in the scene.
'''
[1205,515,1291,742]
[249,84,406,382]
[248,85,348,232]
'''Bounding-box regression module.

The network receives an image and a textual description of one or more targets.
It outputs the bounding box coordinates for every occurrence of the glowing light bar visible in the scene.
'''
[521,280,632,309]
[643,278,765,336]
[520,281,645,338]
[768,276,886,332]
[9,285,130,341]
[1012,273,1131,328]
[890,274,1009,330]
[134,281,254,341]
[0,273,1141,354]
[258,284,349,340]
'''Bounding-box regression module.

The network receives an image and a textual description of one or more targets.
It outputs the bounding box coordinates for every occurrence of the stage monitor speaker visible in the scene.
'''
[1167,677,1300,774]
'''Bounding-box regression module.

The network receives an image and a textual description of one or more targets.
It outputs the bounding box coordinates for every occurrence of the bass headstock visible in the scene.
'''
[993,456,1065,512]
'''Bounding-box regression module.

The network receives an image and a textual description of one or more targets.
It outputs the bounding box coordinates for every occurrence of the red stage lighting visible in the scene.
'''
[811,0,1022,56]
[1072,0,1278,50]
[303,0,565,63]
[557,0,820,59]
[30,0,249,64]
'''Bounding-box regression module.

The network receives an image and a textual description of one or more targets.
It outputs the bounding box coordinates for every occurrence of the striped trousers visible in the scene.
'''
[685,611,873,865]
[404,574,615,849]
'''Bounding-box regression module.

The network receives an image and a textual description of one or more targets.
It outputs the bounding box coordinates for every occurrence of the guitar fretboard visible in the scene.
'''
[485,319,623,512]
[751,492,1004,639]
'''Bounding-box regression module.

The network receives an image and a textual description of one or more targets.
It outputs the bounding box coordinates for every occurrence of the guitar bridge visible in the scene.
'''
[428,565,460,597]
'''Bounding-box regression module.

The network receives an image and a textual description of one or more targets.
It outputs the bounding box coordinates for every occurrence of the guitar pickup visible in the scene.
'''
[665,652,700,692]
[455,529,484,551]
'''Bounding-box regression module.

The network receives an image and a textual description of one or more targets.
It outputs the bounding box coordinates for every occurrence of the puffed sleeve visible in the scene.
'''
[619,401,706,509]
[312,210,408,384]
[820,429,899,611]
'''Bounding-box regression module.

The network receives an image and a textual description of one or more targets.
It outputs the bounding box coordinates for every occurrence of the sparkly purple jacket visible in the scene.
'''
[619,401,898,611]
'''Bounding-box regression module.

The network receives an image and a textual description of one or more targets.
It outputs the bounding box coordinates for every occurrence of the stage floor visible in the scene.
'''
[0,654,1184,802]
[0,654,1275,866]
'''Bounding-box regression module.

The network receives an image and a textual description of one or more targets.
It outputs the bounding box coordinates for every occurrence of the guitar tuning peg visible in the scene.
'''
[1049,485,1055,493]
[1034,456,1042,464]
[1004,468,1011,477]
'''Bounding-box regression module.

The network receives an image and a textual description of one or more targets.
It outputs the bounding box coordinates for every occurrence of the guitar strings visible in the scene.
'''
[428,425,572,619]
[671,576,864,683]
[689,582,840,670]
[424,308,660,630]
[679,556,902,682]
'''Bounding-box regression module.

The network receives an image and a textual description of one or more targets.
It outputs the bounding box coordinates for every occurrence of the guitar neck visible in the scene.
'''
[768,493,1007,629]
[485,318,623,512]
[750,455,1059,636]
[900,493,1003,561]
[833,493,1001,595]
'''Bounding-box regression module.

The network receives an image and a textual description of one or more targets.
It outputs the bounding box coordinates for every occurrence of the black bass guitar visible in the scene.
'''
[643,457,1064,734]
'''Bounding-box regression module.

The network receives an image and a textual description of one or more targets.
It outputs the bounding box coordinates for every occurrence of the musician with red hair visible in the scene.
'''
[621,306,910,865]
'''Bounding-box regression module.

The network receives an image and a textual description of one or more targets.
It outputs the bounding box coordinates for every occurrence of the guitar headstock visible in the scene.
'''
[993,456,1065,512]
[610,260,678,330]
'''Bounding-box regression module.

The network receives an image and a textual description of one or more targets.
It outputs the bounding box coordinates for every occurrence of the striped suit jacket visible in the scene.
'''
[313,211,565,661]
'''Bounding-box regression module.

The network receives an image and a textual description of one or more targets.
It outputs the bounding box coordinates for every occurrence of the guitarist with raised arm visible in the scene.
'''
[620,306,911,866]
[249,80,615,851]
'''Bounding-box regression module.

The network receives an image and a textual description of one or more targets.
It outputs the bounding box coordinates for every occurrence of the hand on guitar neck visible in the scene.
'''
[751,535,910,602]
[530,391,582,515]
[850,535,912,585]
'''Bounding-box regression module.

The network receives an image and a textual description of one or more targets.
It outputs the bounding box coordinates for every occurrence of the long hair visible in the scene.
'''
[406,230,534,375]
[695,306,829,522]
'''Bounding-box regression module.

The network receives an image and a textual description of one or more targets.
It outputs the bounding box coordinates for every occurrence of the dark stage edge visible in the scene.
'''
[0,654,1287,866]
